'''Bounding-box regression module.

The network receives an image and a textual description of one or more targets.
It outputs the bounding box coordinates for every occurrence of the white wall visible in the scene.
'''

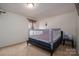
[74,4,79,53]
[76,16,79,53]
[0,9,28,48]
[39,12,78,40]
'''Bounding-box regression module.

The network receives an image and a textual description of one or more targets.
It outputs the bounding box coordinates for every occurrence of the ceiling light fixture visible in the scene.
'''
[27,3,35,9]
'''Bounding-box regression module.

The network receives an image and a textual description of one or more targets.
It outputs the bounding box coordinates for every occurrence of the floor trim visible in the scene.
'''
[0,41,26,49]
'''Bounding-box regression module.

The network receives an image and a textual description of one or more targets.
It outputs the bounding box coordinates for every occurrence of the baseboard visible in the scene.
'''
[0,41,26,49]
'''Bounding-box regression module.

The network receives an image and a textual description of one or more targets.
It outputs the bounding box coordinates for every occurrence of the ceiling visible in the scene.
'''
[0,3,76,20]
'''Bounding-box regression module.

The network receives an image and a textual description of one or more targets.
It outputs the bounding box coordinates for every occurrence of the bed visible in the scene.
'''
[27,28,63,56]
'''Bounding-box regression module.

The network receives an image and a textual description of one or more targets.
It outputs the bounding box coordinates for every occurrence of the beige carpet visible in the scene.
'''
[0,42,77,56]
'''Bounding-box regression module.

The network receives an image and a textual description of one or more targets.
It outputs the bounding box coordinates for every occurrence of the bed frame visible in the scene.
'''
[27,30,63,56]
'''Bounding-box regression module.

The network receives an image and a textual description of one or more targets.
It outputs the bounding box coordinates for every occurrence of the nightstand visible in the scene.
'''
[62,38,74,48]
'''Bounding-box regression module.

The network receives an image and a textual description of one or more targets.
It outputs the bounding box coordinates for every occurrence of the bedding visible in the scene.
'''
[29,28,61,43]
[29,29,50,43]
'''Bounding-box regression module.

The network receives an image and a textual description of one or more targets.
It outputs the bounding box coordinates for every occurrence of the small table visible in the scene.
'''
[62,38,74,48]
